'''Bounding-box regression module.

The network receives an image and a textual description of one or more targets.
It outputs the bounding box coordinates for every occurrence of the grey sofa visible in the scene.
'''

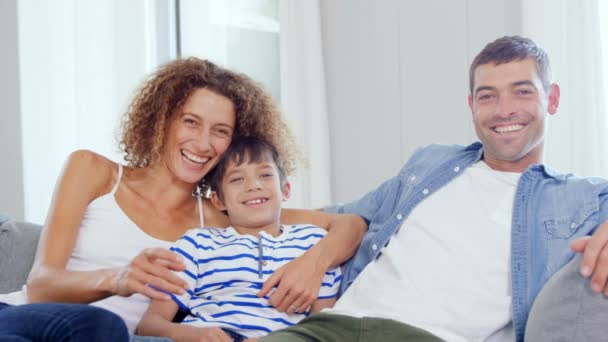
[0,219,41,294]
[1,218,606,341]
[0,218,173,342]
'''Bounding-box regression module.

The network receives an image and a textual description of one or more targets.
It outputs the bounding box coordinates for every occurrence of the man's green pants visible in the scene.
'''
[260,313,443,342]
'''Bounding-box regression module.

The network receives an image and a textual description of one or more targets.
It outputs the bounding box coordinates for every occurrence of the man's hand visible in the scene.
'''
[257,250,327,313]
[571,220,608,294]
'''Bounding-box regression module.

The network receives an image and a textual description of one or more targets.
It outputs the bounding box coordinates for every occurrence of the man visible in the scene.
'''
[260,36,608,342]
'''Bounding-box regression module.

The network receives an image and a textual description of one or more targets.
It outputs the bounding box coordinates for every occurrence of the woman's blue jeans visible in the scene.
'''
[0,302,129,341]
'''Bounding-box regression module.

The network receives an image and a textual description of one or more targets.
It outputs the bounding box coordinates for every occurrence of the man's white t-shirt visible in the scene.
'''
[326,161,520,342]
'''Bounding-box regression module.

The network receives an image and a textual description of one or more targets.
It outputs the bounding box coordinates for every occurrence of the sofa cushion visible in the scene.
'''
[0,220,42,293]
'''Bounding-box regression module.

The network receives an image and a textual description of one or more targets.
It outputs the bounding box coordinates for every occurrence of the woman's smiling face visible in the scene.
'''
[163,88,236,185]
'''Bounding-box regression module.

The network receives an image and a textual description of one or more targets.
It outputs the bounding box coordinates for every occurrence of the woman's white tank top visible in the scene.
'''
[74,164,204,332]
[1,164,204,333]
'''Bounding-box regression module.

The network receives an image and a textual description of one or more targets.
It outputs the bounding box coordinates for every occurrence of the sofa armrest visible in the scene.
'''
[0,220,42,293]
[525,253,607,341]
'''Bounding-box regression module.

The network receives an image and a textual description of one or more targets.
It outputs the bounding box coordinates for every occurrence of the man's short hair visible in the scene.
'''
[469,36,551,95]
[208,137,288,201]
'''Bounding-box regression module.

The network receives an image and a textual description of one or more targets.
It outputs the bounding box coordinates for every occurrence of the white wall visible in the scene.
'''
[321,0,523,203]
[0,0,25,220]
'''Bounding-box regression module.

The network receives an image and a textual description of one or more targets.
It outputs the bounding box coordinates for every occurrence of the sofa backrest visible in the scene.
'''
[0,220,42,293]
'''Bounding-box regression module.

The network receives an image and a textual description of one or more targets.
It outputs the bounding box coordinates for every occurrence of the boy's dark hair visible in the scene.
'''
[208,137,288,201]
[469,36,551,95]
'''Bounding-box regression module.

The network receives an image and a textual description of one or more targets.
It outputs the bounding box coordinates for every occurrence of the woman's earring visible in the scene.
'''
[192,179,211,199]
[192,182,203,198]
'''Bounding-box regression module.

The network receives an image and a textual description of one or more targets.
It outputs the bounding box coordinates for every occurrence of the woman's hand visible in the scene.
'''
[110,247,188,300]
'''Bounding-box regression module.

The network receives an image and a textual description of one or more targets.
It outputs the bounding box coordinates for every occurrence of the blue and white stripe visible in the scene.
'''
[169,224,342,338]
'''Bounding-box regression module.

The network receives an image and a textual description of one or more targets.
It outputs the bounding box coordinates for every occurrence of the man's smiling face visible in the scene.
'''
[468,58,560,172]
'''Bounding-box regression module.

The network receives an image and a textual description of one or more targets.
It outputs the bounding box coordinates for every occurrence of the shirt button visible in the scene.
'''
[570,223,576,229]
[372,244,378,251]
[396,213,403,220]
[422,188,429,195]
[409,175,416,182]
[454,166,460,172]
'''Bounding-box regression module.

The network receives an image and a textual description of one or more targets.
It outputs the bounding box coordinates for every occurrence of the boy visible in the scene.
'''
[138,137,341,341]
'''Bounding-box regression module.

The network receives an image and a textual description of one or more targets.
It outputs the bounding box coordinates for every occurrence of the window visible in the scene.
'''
[180,0,281,100]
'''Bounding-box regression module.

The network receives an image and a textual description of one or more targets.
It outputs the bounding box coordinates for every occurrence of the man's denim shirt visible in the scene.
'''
[326,142,608,342]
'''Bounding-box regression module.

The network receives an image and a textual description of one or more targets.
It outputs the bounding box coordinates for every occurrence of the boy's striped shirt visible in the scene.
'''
[169,224,342,338]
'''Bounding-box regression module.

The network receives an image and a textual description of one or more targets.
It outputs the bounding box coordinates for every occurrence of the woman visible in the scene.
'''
[0,58,365,341]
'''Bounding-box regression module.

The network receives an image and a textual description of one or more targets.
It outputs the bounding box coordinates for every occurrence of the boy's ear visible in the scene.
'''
[210,191,226,211]
[281,181,291,202]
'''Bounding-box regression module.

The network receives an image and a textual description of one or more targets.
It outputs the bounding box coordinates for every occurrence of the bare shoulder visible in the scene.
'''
[62,150,120,198]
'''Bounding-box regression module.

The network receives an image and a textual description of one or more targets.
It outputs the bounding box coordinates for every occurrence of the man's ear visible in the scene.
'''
[468,94,475,115]
[547,83,560,115]
[210,191,226,211]
[281,182,291,202]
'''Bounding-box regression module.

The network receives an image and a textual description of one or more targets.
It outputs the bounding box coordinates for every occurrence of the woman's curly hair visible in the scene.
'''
[120,57,303,175]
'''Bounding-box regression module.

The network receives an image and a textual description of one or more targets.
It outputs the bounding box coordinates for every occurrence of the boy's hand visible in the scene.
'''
[194,327,232,342]
[172,326,232,342]
[571,220,608,294]
[257,250,326,313]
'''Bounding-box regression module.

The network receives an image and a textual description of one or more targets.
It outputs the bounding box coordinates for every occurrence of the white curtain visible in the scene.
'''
[279,0,332,208]
[522,0,608,178]
[18,0,174,224]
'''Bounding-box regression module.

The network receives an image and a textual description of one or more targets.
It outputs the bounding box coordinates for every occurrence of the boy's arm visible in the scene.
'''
[140,231,233,341]
[137,299,180,338]
[138,299,233,342]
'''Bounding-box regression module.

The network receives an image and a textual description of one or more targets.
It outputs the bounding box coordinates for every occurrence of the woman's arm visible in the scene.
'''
[259,210,367,312]
[27,150,186,303]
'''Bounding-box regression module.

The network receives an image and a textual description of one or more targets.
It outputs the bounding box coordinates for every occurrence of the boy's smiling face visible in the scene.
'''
[210,152,290,236]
